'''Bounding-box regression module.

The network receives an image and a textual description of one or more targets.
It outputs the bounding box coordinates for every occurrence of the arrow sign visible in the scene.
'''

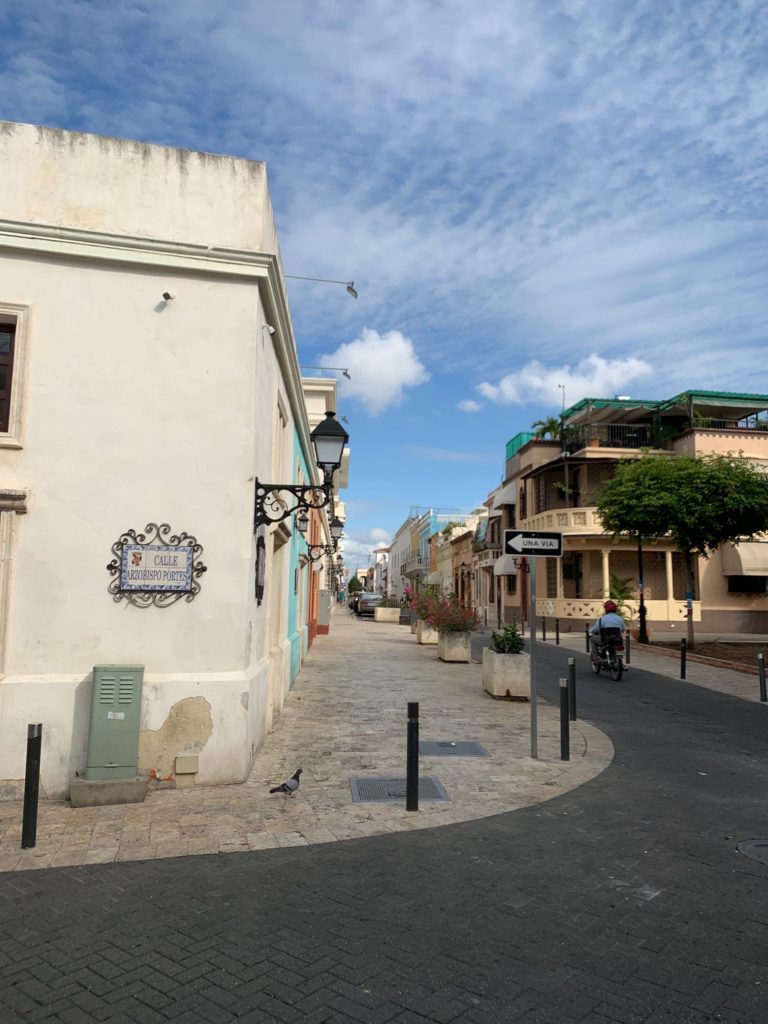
[504,530,563,557]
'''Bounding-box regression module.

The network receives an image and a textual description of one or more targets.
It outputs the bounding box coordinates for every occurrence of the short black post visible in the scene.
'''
[541,617,547,642]
[21,724,43,850]
[568,657,577,721]
[406,702,419,812]
[758,653,767,703]
[555,619,560,646]
[585,625,590,653]
[625,629,631,665]
[559,679,570,761]
[680,638,687,680]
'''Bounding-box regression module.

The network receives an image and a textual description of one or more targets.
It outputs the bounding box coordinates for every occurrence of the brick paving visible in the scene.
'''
[0,614,610,872]
[1,621,767,1022]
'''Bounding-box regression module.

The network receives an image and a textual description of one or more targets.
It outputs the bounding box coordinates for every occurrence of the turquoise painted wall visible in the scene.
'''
[288,430,311,684]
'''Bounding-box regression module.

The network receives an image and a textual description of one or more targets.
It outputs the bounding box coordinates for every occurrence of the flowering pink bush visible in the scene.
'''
[407,584,441,620]
[425,594,480,633]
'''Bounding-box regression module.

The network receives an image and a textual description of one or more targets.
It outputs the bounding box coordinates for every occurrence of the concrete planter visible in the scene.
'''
[437,630,471,662]
[374,607,400,623]
[482,648,530,699]
[417,620,439,645]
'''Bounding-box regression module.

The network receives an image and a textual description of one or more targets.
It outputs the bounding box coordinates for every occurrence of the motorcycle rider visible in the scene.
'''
[589,600,626,661]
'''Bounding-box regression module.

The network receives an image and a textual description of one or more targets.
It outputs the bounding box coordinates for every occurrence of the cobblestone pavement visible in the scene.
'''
[1,629,767,1022]
[0,615,611,872]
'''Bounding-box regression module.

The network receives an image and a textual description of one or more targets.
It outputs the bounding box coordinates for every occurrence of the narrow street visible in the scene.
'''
[1,616,767,1022]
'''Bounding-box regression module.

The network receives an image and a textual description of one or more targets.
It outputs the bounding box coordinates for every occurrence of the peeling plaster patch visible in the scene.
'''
[138,697,213,779]
[0,779,24,801]
[240,692,249,711]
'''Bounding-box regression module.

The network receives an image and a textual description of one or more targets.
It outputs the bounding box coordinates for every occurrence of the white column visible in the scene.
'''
[601,549,610,598]
[556,556,564,600]
[665,550,674,605]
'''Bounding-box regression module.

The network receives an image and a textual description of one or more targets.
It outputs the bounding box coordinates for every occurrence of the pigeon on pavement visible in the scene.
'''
[269,768,302,798]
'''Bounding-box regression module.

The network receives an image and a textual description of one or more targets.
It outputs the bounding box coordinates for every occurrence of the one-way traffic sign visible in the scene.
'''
[504,530,563,557]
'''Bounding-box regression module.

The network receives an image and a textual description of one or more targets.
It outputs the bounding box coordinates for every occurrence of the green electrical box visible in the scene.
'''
[85,665,144,780]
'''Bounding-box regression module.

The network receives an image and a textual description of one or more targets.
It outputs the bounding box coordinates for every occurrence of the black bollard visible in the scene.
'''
[559,679,570,761]
[21,724,43,850]
[625,629,631,666]
[555,619,560,646]
[406,702,419,812]
[680,638,687,680]
[542,617,547,642]
[585,625,590,653]
[759,653,767,703]
[568,657,577,721]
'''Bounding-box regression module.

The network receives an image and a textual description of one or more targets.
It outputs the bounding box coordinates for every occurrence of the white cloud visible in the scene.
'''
[478,354,653,407]
[458,399,481,413]
[320,328,429,415]
[339,527,392,566]
[3,2,768,395]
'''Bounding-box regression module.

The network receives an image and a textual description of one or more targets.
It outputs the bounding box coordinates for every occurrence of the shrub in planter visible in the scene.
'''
[426,595,479,662]
[482,624,530,699]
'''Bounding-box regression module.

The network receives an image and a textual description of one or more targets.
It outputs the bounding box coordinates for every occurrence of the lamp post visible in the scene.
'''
[637,534,649,643]
[285,275,358,299]
[253,412,349,529]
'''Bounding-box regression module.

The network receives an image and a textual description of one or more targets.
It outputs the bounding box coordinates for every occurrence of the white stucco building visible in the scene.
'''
[0,121,322,799]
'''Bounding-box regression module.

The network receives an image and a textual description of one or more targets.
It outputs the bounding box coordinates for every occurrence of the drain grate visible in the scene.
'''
[350,777,450,803]
[737,839,768,866]
[420,740,488,757]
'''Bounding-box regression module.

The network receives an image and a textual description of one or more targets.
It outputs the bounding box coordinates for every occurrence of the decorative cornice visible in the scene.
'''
[0,489,28,513]
[0,217,323,491]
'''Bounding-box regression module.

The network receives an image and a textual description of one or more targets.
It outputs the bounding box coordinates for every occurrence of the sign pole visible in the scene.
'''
[529,557,538,759]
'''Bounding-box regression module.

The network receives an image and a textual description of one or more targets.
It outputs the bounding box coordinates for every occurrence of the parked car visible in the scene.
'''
[356,593,384,617]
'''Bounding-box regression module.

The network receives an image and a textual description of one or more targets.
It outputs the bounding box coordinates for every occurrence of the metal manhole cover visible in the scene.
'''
[350,777,450,803]
[420,741,488,757]
[737,839,768,866]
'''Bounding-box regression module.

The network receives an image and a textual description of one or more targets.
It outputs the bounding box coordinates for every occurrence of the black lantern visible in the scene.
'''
[329,515,344,541]
[310,412,349,483]
[253,412,350,529]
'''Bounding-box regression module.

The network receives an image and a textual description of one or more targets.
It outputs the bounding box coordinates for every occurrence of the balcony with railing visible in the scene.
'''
[520,506,604,535]
[563,422,657,452]
[402,555,426,577]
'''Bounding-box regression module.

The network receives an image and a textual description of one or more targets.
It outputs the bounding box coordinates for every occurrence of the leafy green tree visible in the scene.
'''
[348,575,363,593]
[596,454,768,648]
[531,416,561,440]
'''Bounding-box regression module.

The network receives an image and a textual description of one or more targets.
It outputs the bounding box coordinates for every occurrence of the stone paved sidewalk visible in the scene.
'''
[0,612,612,872]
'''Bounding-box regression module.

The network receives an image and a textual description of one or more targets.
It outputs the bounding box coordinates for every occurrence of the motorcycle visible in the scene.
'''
[590,630,625,681]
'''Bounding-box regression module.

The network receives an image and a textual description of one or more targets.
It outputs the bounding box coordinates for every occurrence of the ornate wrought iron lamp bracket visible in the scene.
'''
[253,477,333,530]
[306,542,336,563]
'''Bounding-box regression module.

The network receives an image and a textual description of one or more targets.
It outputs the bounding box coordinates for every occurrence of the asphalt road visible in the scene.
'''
[1,643,766,1024]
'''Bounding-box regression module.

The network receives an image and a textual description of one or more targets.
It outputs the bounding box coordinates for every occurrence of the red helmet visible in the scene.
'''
[603,600,618,612]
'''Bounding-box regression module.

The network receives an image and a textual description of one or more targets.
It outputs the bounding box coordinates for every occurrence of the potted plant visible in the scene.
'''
[425,594,479,662]
[374,597,401,623]
[482,624,530,699]
[409,585,441,644]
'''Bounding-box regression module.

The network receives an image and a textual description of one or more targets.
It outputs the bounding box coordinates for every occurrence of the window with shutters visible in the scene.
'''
[0,323,15,433]
[0,306,28,447]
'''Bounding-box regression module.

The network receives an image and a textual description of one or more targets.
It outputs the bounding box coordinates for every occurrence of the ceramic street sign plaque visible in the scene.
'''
[504,530,563,557]
[120,544,194,591]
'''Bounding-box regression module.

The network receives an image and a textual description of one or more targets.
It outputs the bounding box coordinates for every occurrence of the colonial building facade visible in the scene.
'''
[0,122,344,799]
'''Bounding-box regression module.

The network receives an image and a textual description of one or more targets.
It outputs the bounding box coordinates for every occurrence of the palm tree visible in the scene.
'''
[531,415,561,440]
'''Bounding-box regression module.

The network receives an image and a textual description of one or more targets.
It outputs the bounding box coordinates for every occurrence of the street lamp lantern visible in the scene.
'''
[311,412,349,482]
[253,412,350,531]
[329,515,345,541]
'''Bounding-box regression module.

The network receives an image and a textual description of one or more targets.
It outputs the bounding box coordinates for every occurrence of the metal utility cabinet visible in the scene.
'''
[85,665,144,780]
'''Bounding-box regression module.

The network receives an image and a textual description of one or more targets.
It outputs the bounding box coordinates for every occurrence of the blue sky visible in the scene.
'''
[3,1,768,566]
